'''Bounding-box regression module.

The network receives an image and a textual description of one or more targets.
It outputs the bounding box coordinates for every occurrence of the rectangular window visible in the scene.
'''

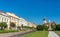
[2,17,3,22]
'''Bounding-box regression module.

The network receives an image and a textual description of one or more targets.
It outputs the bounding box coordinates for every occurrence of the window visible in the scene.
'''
[4,18,6,22]
[2,17,3,22]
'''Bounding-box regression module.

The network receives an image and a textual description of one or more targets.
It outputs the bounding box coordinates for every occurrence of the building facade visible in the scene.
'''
[0,11,36,30]
[27,22,36,28]
[0,12,10,30]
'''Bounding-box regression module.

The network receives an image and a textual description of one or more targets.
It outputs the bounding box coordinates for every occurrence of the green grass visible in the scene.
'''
[55,31,60,36]
[0,30,19,33]
[21,31,48,37]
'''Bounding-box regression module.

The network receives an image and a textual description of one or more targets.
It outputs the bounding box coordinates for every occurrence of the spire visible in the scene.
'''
[43,17,46,21]
[43,17,47,24]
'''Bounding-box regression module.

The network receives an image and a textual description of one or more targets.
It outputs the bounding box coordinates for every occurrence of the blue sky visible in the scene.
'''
[0,0,60,25]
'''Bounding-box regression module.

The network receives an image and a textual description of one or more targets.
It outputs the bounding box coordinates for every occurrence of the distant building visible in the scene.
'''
[43,17,56,30]
[18,18,28,26]
[43,17,47,24]
[27,22,36,28]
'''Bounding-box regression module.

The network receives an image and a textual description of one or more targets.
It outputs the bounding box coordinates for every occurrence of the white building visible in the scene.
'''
[6,12,19,30]
[0,12,10,30]
[27,22,36,28]
[0,12,20,30]
[18,18,28,26]
[0,11,36,30]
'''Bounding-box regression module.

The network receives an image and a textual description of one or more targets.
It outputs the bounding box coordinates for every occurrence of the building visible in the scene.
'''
[19,18,28,26]
[0,12,21,30]
[0,12,10,30]
[6,12,19,30]
[27,22,36,28]
[43,17,56,30]
[0,11,36,30]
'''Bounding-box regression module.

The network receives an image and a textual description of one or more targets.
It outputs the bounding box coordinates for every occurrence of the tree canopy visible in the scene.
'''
[10,22,16,27]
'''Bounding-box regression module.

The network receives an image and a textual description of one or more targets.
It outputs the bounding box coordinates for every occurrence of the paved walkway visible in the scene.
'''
[48,31,60,37]
[0,30,34,37]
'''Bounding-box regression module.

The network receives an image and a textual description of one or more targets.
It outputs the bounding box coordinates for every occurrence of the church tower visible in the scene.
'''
[43,17,47,24]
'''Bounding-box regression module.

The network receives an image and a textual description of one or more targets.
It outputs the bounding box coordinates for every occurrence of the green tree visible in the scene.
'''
[21,24,23,30]
[17,26,21,30]
[56,24,60,30]
[51,24,56,31]
[37,25,44,31]
[43,25,48,31]
[10,22,16,28]
[0,22,7,30]
[3,22,7,28]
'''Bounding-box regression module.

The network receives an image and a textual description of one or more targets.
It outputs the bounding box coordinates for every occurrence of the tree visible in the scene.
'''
[56,24,60,30]
[10,22,16,28]
[51,24,56,31]
[17,26,21,30]
[37,25,44,31]
[2,22,7,28]
[21,24,23,30]
[43,25,48,31]
[0,22,7,30]
[51,22,56,31]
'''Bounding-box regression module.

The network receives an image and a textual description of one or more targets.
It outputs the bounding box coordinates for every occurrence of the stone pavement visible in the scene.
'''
[48,31,60,37]
[0,30,34,37]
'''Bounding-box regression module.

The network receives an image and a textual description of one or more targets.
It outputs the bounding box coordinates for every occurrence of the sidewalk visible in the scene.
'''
[48,31,59,37]
[0,30,34,37]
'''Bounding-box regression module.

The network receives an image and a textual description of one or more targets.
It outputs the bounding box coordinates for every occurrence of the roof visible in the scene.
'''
[6,12,19,18]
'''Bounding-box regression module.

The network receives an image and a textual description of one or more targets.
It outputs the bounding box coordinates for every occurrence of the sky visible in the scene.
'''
[0,0,60,25]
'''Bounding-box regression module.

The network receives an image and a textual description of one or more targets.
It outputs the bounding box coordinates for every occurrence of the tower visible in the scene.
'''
[48,20,52,30]
[43,17,47,24]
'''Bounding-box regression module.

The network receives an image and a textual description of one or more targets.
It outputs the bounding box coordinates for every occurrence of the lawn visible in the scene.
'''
[21,31,48,37]
[55,31,60,36]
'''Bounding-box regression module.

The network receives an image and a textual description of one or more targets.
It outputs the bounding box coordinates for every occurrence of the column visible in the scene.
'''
[7,18,10,30]
[15,23,18,30]
[15,20,18,30]
[7,22,10,30]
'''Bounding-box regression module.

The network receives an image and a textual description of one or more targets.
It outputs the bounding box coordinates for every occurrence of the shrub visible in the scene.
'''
[43,25,48,31]
[10,22,16,28]
[56,24,60,31]
[0,22,7,30]
[51,24,56,31]
[0,30,19,33]
[37,25,43,31]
